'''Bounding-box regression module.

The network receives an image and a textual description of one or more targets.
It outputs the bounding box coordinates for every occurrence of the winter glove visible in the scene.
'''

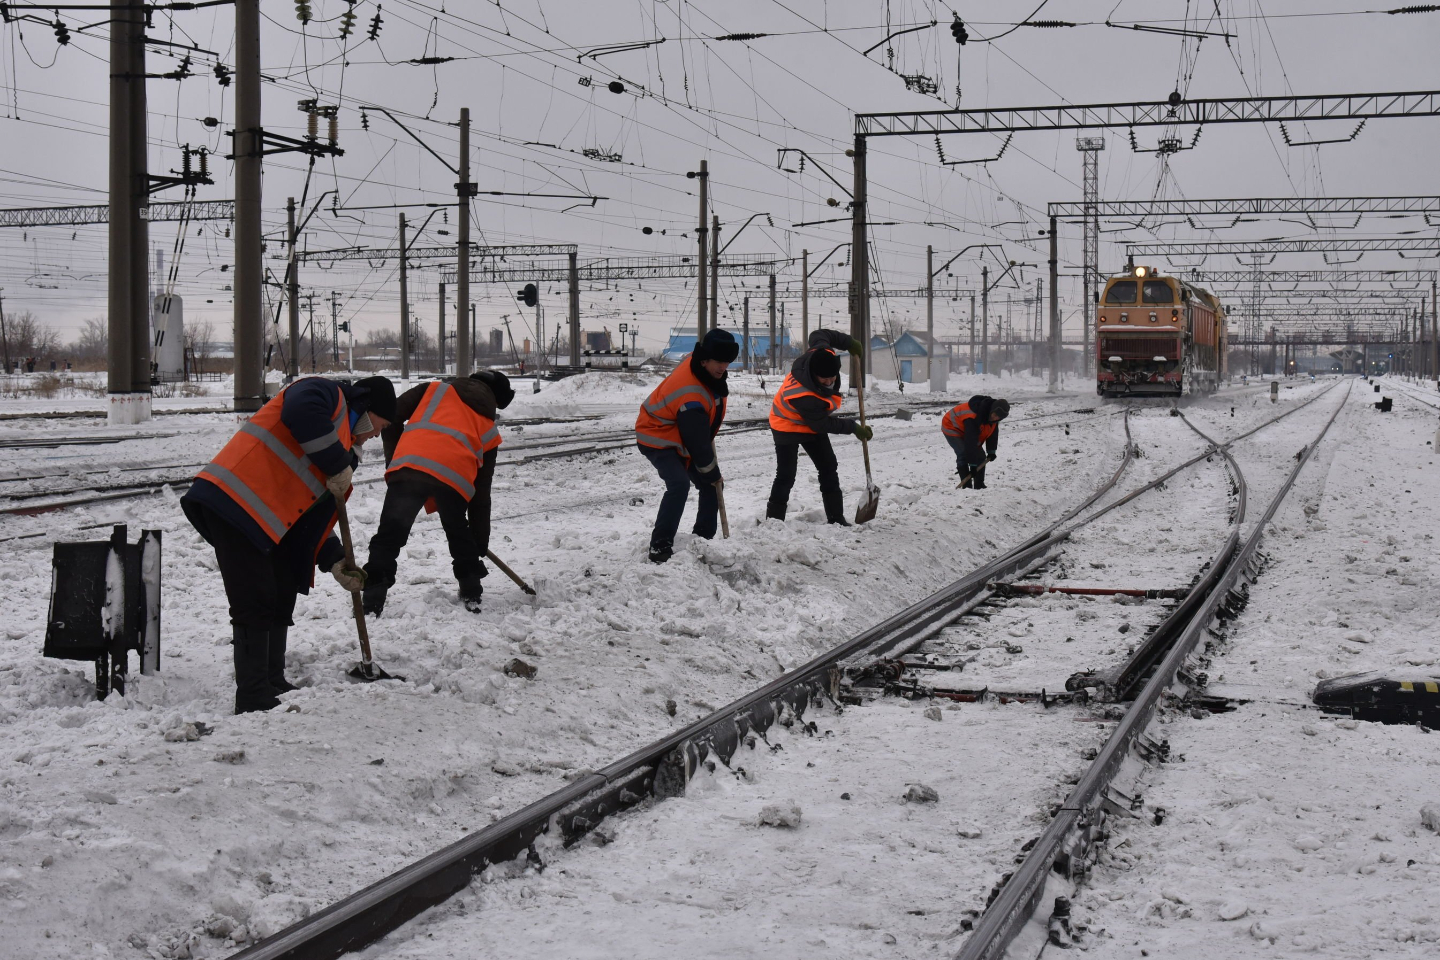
[330,561,366,593]
[325,465,354,497]
[847,340,864,357]
[986,452,997,462]
[854,424,873,442]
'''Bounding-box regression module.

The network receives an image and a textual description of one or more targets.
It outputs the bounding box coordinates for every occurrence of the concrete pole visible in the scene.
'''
[567,250,580,366]
[398,213,410,381]
[456,108,472,375]
[925,245,934,381]
[710,216,720,332]
[128,15,150,404]
[330,291,339,368]
[438,282,446,374]
[107,0,136,418]
[1048,217,1060,393]
[1432,278,1438,384]
[981,265,989,375]
[801,249,809,347]
[232,0,264,412]
[696,159,708,344]
[768,274,777,373]
[969,294,976,374]
[286,198,300,380]
[849,134,869,389]
[742,296,750,373]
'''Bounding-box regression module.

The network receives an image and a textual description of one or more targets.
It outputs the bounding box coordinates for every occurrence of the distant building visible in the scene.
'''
[869,331,951,385]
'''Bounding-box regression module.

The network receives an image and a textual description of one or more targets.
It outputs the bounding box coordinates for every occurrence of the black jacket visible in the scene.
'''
[382,376,501,554]
[774,329,860,441]
[674,353,729,476]
[958,394,1002,465]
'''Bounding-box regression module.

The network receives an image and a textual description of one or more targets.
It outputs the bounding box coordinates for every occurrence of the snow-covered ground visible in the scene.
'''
[2,372,1432,960]
[0,370,1110,959]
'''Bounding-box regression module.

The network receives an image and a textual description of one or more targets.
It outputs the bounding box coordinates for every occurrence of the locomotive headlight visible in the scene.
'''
[1120,312,1129,322]
[1134,266,1147,278]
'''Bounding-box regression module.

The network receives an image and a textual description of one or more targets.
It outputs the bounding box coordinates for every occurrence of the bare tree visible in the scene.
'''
[72,316,108,360]
[185,318,216,372]
[2,311,61,363]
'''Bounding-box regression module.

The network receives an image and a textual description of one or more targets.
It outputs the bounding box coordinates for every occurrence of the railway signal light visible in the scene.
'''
[517,283,539,307]
[950,16,968,45]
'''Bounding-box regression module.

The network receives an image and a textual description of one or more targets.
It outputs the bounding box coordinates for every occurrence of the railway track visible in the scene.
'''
[221,382,1346,960]
[0,401,1108,518]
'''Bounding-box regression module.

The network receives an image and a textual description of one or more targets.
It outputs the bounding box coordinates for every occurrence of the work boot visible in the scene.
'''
[362,585,387,618]
[458,574,484,614]
[233,625,280,715]
[821,488,850,526]
[267,626,298,694]
[648,541,674,564]
[765,499,787,521]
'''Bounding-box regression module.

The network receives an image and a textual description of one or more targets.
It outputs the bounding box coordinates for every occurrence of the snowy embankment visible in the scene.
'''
[0,372,1112,960]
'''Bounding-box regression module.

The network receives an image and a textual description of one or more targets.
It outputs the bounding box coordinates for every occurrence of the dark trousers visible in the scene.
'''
[198,503,302,629]
[945,434,987,486]
[767,432,844,521]
[364,475,484,589]
[640,445,718,550]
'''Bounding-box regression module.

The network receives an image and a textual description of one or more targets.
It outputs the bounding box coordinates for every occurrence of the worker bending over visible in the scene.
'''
[942,395,1010,489]
[363,370,514,615]
[182,375,396,713]
[635,329,738,563]
[766,329,871,525]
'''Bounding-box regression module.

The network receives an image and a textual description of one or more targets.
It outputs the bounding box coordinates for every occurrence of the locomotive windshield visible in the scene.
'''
[1104,280,1137,304]
[1142,280,1174,304]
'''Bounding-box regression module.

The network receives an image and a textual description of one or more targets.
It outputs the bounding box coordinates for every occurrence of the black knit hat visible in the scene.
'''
[694,328,740,364]
[353,376,397,422]
[471,369,515,409]
[810,348,842,379]
[991,398,1011,420]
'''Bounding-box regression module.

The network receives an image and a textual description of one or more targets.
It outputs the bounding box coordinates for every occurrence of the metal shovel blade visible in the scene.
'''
[347,660,405,683]
[854,481,881,524]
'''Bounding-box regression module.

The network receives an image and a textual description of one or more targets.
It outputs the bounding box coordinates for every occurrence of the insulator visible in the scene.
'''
[198,149,209,178]
[339,4,357,39]
[360,110,370,130]
[328,114,338,146]
[294,0,312,25]
[368,6,384,41]
[181,149,193,177]
[53,18,70,45]
[307,110,318,140]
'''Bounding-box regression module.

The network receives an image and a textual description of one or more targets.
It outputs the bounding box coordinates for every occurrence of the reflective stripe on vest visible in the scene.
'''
[386,381,497,499]
[942,403,996,443]
[769,373,841,433]
[196,380,350,543]
[635,356,723,457]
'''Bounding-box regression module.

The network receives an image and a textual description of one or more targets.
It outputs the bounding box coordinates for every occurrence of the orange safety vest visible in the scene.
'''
[387,381,502,500]
[196,380,351,544]
[769,371,842,433]
[634,356,726,458]
[942,403,997,443]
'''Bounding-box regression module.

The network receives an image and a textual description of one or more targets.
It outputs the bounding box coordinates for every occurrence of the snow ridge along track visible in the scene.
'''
[227,390,1342,960]
[956,382,1351,960]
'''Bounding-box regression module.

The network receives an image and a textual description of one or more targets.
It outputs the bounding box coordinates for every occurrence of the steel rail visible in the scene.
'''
[225,412,1142,960]
[954,382,1351,960]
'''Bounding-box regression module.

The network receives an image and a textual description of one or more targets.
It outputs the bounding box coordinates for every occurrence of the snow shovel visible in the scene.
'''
[486,549,537,596]
[333,495,404,682]
[715,479,730,539]
[854,376,880,524]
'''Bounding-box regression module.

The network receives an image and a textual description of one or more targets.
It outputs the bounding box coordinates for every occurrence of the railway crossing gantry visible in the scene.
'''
[851,91,1440,395]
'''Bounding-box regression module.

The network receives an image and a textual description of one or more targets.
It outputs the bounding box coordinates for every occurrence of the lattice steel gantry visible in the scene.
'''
[1076,137,1105,375]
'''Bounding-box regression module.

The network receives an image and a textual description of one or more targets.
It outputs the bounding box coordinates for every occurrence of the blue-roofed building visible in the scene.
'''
[662,329,794,371]
[869,331,951,386]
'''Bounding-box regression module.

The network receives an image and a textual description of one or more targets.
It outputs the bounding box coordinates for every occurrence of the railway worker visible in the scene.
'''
[765,329,871,525]
[181,375,397,714]
[942,395,1010,489]
[360,371,514,616]
[634,328,739,563]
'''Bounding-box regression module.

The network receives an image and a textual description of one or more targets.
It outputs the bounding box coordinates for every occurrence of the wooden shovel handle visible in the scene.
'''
[332,494,374,663]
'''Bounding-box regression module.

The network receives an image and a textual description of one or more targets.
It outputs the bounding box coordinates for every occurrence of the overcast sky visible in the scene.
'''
[1,0,1437,353]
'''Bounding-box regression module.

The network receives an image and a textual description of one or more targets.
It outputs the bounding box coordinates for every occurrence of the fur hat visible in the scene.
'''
[810,348,842,379]
[471,369,515,409]
[694,329,740,364]
[353,376,397,422]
